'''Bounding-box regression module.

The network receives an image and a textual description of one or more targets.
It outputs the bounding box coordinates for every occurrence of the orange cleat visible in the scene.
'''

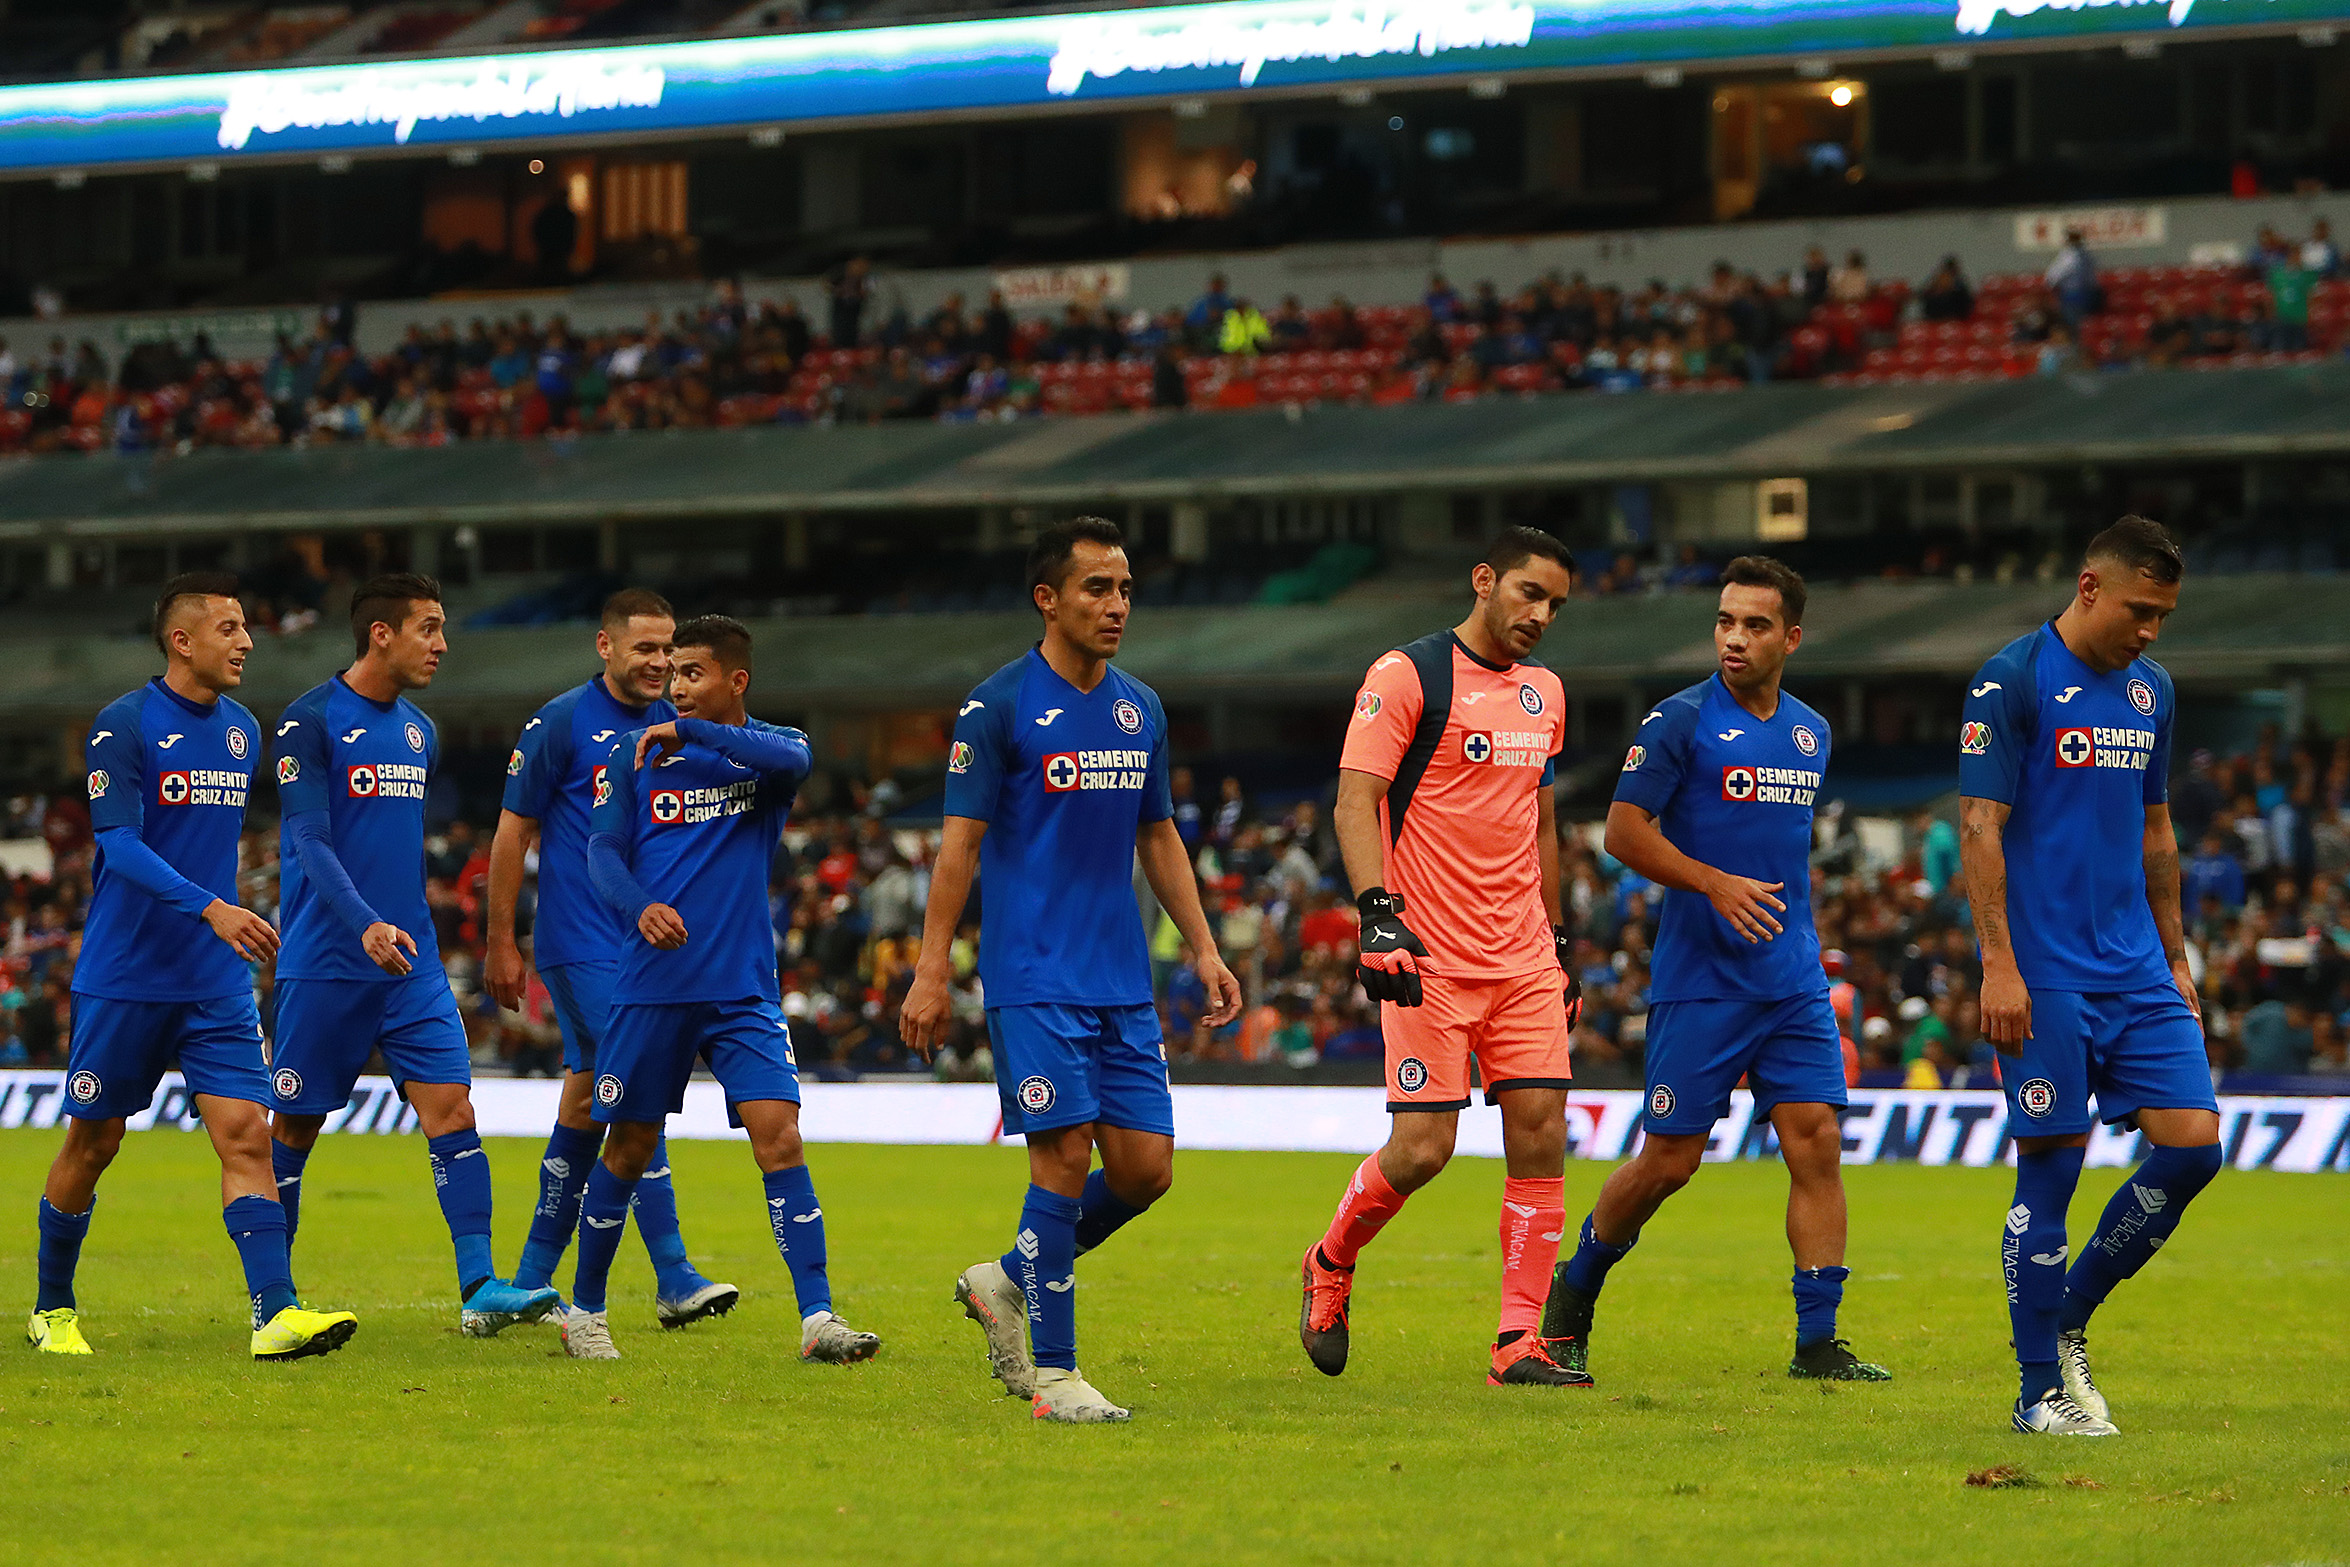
[1488,1332,1595,1388]
[1299,1243,1355,1377]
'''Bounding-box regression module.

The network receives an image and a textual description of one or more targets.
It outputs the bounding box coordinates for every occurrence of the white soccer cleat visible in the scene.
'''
[655,1281,741,1330]
[559,1307,620,1360]
[2013,1391,2118,1437]
[799,1310,880,1365]
[955,1259,1036,1398]
[2056,1329,2109,1423]
[1031,1366,1130,1424]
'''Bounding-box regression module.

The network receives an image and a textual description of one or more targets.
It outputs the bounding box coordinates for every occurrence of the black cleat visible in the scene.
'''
[1789,1336,1892,1381]
[1299,1244,1354,1377]
[1490,1335,1595,1388]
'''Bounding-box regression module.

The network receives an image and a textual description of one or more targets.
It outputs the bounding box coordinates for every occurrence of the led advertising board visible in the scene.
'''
[0,0,2343,176]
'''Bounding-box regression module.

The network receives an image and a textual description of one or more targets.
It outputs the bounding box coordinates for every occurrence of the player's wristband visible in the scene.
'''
[1357,887,1404,919]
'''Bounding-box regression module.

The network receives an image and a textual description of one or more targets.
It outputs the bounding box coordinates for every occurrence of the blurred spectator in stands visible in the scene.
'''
[1801,246,1831,309]
[2302,218,2342,277]
[1594,551,1645,596]
[1424,272,1461,322]
[2252,224,2294,270]
[1663,544,1715,590]
[1186,272,1233,342]
[2044,228,2100,328]
[1829,250,1871,305]
[2266,252,2314,352]
[1919,256,1974,322]
[2239,996,2313,1073]
[828,256,872,348]
[1170,768,1204,849]
[2310,1012,2350,1075]
[1320,296,1366,351]
[1213,776,1247,846]
[1917,809,1960,895]
[2187,829,2248,911]
[1151,342,1188,410]
[1219,298,1272,357]
[2035,324,2081,377]
[1270,295,1314,349]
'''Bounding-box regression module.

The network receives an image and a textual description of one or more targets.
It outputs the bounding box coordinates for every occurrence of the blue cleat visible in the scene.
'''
[459,1278,563,1338]
[656,1279,740,1330]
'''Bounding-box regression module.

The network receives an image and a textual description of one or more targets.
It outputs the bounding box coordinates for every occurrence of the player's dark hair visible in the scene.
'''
[2084,514,2184,585]
[152,571,242,655]
[674,613,753,671]
[1028,515,1126,606]
[1721,555,1807,628]
[350,572,444,659]
[1484,526,1572,582]
[601,587,675,629]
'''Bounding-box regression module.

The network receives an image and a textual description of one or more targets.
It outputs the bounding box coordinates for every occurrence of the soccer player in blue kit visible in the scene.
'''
[267,574,560,1337]
[486,590,737,1328]
[572,615,879,1366]
[902,516,1241,1424]
[1959,517,2220,1437]
[30,575,356,1361]
[1542,558,1892,1383]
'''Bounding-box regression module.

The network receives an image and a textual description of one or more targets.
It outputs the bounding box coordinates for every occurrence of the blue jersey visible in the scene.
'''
[941,649,1172,1008]
[78,679,260,1003]
[502,675,675,970]
[1960,623,2174,994]
[1614,674,1829,1005]
[590,718,809,1005]
[272,675,439,984]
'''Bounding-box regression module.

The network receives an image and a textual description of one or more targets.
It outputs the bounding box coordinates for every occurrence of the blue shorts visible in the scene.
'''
[1643,990,1848,1136]
[542,960,616,1076]
[2002,987,2216,1136]
[63,992,269,1121]
[988,1002,1172,1138]
[595,998,800,1124]
[270,974,471,1115]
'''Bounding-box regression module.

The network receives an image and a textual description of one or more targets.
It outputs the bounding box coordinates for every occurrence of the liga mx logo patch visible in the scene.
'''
[1394,1057,1428,1094]
[1355,690,1381,721]
[1018,1075,1056,1114]
[1649,1084,1676,1119]
[86,769,108,800]
[947,741,973,775]
[595,1074,623,1107]
[272,1068,303,1101]
[227,727,249,760]
[1960,721,1991,756]
[2128,678,2155,715]
[67,1070,101,1105]
[2018,1077,2057,1119]
[1622,745,1646,772]
[592,765,611,807]
[1112,698,1143,735]
[277,755,300,784]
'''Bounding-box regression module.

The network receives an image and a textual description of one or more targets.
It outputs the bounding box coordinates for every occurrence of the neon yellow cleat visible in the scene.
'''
[251,1305,358,1362]
[26,1307,93,1355]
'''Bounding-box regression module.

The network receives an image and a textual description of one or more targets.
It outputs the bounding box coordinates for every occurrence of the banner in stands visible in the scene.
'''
[1,0,2345,176]
[1,1072,2343,1172]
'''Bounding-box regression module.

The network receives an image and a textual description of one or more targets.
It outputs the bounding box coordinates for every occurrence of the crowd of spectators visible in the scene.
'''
[4,717,2350,1090]
[9,214,2350,462]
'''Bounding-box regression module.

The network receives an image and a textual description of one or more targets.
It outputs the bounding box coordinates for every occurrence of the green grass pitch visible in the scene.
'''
[2,1130,2344,1566]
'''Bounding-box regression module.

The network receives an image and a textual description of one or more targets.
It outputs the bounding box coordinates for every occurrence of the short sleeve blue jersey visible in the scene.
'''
[78,679,261,1002]
[502,675,676,970]
[1959,623,2174,993]
[272,675,439,983]
[591,718,809,1005]
[1613,674,1830,1005]
[940,649,1172,1008]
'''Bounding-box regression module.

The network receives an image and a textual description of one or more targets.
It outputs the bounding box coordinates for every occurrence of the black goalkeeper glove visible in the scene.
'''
[1555,925,1585,1031]
[1355,887,1430,1007]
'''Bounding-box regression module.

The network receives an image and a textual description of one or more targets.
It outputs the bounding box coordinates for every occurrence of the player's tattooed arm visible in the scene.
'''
[1959,795,2030,1050]
[2142,802,2201,1020]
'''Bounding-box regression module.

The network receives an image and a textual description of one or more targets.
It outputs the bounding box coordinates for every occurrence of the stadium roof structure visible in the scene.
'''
[0,573,2342,721]
[6,363,2350,538]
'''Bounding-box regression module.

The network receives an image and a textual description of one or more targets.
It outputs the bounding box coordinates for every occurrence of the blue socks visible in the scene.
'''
[570,1162,638,1315]
[2060,1143,2222,1333]
[1002,1184,1082,1371]
[1561,1215,1635,1300]
[761,1164,831,1319]
[270,1140,309,1245]
[2005,1145,2085,1405]
[513,1122,601,1292]
[35,1197,91,1312]
[632,1136,703,1299]
[1072,1169,1147,1258]
[224,1195,298,1326]
[425,1129,496,1297]
[1792,1265,1849,1347]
